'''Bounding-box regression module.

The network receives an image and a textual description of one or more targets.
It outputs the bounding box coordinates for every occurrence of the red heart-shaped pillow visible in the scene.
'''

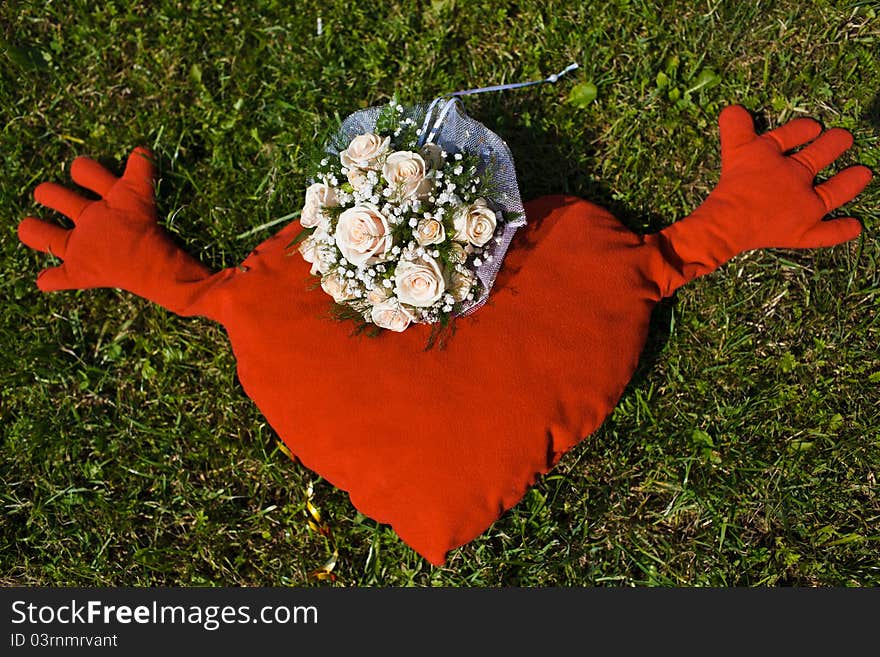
[221,194,662,564]
[18,106,870,563]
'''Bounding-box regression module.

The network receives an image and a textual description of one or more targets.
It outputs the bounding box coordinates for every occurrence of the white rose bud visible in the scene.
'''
[382,151,427,199]
[447,242,468,264]
[414,217,445,246]
[366,286,391,304]
[298,234,319,264]
[453,198,497,247]
[300,182,339,229]
[340,133,391,170]
[370,298,413,332]
[298,234,322,276]
[335,203,393,267]
[311,181,339,207]
[320,270,357,303]
[395,255,446,307]
[346,167,369,191]
[420,143,445,170]
[448,267,476,302]
[415,177,434,200]
[298,228,335,276]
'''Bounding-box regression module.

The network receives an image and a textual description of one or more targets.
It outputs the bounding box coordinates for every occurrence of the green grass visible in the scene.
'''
[2,0,878,586]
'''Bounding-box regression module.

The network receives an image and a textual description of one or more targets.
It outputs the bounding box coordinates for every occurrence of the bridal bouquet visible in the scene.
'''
[293,99,525,334]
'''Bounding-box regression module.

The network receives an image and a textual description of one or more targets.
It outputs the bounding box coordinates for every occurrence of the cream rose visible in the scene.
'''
[300,182,338,229]
[340,133,390,170]
[334,204,392,267]
[370,298,413,332]
[382,151,427,199]
[320,270,356,303]
[414,217,445,246]
[395,255,445,307]
[453,198,497,247]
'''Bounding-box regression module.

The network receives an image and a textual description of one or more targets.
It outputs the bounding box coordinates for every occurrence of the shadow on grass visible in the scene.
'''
[865,91,880,132]
[466,91,677,392]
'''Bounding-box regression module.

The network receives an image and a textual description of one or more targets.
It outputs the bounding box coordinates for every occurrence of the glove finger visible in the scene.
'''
[71,156,118,197]
[33,182,90,222]
[17,217,72,257]
[36,264,75,292]
[718,105,757,155]
[764,117,823,153]
[796,217,862,249]
[814,165,873,212]
[122,146,157,197]
[791,128,853,176]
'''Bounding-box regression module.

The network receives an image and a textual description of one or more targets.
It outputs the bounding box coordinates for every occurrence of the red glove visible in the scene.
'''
[17,147,233,320]
[645,104,872,297]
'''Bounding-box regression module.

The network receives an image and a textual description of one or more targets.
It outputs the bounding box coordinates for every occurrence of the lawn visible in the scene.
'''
[1,0,878,586]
